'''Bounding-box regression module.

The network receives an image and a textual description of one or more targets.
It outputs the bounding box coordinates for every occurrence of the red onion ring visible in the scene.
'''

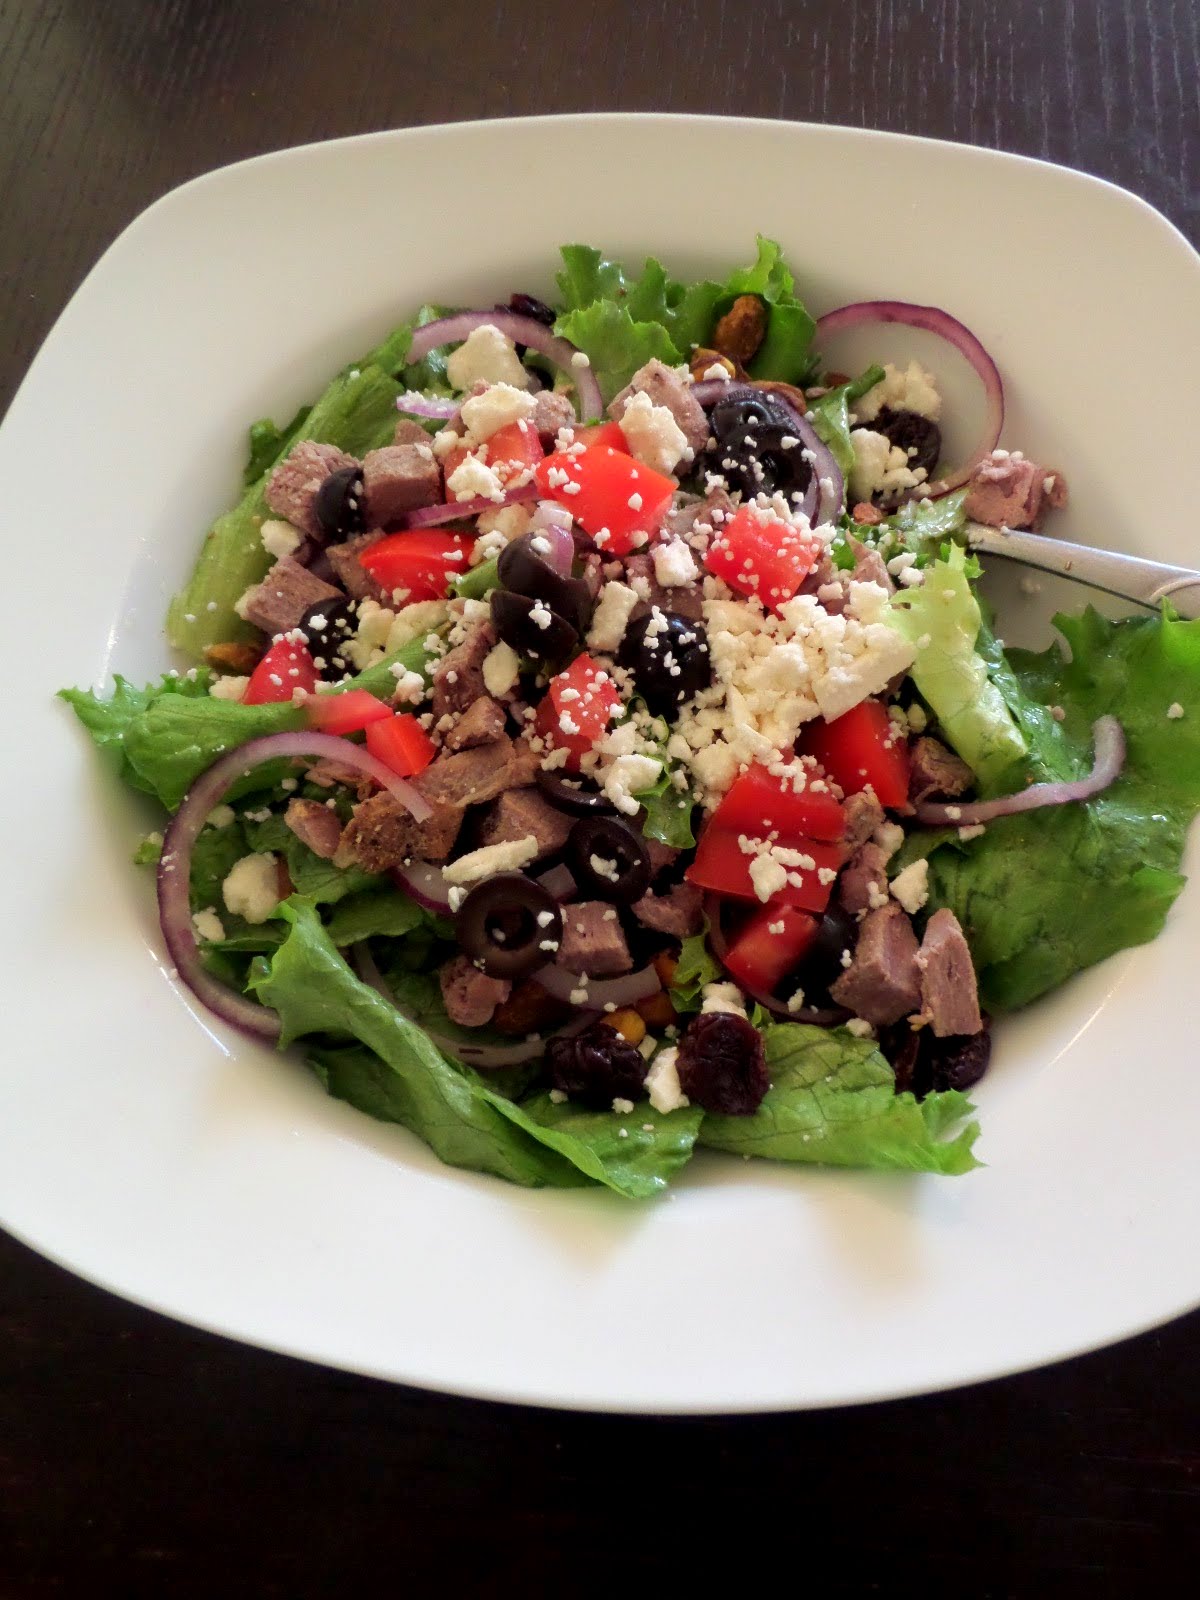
[157,731,430,1040]
[685,380,843,525]
[703,893,849,1026]
[533,962,661,1010]
[350,943,591,1066]
[406,311,604,421]
[915,717,1125,826]
[389,861,452,914]
[396,392,459,420]
[529,503,576,575]
[813,300,1005,497]
[399,480,538,530]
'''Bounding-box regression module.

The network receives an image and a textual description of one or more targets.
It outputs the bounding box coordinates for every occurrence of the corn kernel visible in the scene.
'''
[651,951,678,986]
[637,991,677,1028]
[603,1008,646,1047]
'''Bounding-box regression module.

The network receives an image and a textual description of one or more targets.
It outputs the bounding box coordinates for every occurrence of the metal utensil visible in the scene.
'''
[964,522,1200,619]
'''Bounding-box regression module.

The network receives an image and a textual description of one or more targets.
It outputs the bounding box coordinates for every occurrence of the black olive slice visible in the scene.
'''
[314,465,366,543]
[454,873,563,981]
[535,770,615,815]
[497,534,593,633]
[490,590,579,663]
[616,611,712,718]
[566,815,652,904]
[297,596,359,678]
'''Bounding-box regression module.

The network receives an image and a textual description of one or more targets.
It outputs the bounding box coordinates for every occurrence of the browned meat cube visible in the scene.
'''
[361,442,441,525]
[909,737,974,805]
[830,901,921,1026]
[431,621,497,720]
[324,532,387,602]
[841,790,885,850]
[837,842,891,917]
[443,696,507,753]
[238,557,342,638]
[284,797,343,860]
[531,390,576,443]
[916,909,983,1037]
[265,440,358,536]
[609,358,709,462]
[556,901,632,977]
[631,881,703,939]
[341,789,463,871]
[439,952,511,1028]
[477,787,573,860]
[964,452,1067,530]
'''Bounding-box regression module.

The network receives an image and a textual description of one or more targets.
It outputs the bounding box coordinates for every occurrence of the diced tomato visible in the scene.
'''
[534,445,675,556]
[303,688,393,736]
[442,419,544,488]
[721,903,820,994]
[533,653,622,771]
[710,762,845,844]
[242,636,318,705]
[797,699,911,809]
[359,530,475,602]
[703,502,820,611]
[364,712,437,778]
[685,825,844,914]
[572,420,628,453]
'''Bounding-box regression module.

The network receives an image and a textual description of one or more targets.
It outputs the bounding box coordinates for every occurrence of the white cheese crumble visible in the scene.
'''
[459,382,538,441]
[652,537,699,587]
[1167,702,1185,719]
[617,389,689,474]
[447,453,506,503]
[209,674,249,701]
[854,359,943,424]
[476,503,532,542]
[611,1096,635,1115]
[585,581,640,653]
[601,752,662,816]
[701,981,748,1016]
[889,858,930,914]
[644,1046,689,1114]
[260,518,303,559]
[845,1018,875,1038]
[849,428,927,502]
[482,640,521,698]
[441,835,539,885]
[221,853,280,924]
[192,907,225,942]
[445,324,531,392]
[206,804,236,830]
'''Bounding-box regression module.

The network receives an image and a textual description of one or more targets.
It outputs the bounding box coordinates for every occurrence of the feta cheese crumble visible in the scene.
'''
[446,324,531,392]
[441,835,539,885]
[222,853,280,924]
[617,389,689,474]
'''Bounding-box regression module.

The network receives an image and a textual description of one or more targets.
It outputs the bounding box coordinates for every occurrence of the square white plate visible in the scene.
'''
[2,115,1198,1413]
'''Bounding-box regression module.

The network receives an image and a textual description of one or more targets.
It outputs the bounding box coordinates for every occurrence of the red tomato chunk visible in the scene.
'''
[534,445,675,556]
[365,712,437,778]
[360,531,475,602]
[303,689,393,736]
[534,653,622,771]
[721,904,820,994]
[703,503,819,611]
[242,636,318,705]
[797,699,910,809]
[685,825,843,914]
[709,761,845,843]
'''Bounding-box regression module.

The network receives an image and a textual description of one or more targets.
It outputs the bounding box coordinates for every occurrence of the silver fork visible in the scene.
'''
[965,522,1200,620]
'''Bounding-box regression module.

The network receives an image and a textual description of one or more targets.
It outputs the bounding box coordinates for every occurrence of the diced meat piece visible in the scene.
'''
[841,790,885,849]
[664,485,736,543]
[418,735,539,813]
[531,390,576,443]
[306,757,377,799]
[361,442,441,525]
[848,536,894,593]
[439,952,511,1028]
[284,797,343,860]
[622,552,704,622]
[632,880,703,939]
[431,621,496,720]
[838,841,891,916]
[340,787,462,871]
[645,837,681,876]
[264,440,359,537]
[916,908,983,1037]
[964,451,1066,530]
[580,551,604,600]
[608,357,709,461]
[798,549,846,614]
[477,786,573,860]
[443,696,508,753]
[393,417,431,447]
[829,901,921,1025]
[325,532,387,602]
[237,557,342,638]
[909,736,974,804]
[556,901,633,977]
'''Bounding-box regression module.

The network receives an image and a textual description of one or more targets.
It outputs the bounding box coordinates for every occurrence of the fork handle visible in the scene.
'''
[965,523,1200,620]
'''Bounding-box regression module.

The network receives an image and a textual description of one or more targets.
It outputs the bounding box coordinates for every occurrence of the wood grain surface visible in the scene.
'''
[2,1,1197,1593]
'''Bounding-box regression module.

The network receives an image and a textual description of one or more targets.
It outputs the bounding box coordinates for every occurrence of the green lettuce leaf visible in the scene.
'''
[553,299,679,408]
[324,886,429,945]
[885,543,1027,787]
[669,929,721,1013]
[807,365,885,477]
[699,1023,980,1174]
[921,606,1200,1010]
[634,764,696,849]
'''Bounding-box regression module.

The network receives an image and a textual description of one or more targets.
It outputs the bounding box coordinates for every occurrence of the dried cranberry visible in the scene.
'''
[929,1020,992,1093]
[547,1023,647,1109]
[676,1011,769,1116]
[872,407,942,477]
[504,293,556,327]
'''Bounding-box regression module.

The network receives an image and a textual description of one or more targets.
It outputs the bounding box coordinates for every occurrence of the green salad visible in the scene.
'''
[62,238,1200,1198]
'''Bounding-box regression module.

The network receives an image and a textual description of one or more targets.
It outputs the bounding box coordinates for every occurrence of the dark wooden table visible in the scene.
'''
[3,2,1197,1592]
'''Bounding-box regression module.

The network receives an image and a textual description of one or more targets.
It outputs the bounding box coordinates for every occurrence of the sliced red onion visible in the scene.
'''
[813,300,1005,497]
[915,717,1124,826]
[527,506,575,575]
[389,861,452,914]
[350,943,590,1066]
[396,391,459,420]
[686,380,843,526]
[157,731,431,1041]
[533,962,661,1010]
[703,893,848,1026]
[399,480,538,530]
[406,311,603,421]
[534,862,577,902]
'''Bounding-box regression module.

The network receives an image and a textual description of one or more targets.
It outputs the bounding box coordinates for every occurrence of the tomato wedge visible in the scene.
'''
[685,826,843,914]
[303,689,393,736]
[364,712,437,778]
[442,419,544,487]
[572,420,629,452]
[710,762,845,844]
[534,653,622,771]
[703,502,820,611]
[797,699,911,808]
[359,530,475,603]
[721,904,820,994]
[242,635,318,705]
[534,445,674,556]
